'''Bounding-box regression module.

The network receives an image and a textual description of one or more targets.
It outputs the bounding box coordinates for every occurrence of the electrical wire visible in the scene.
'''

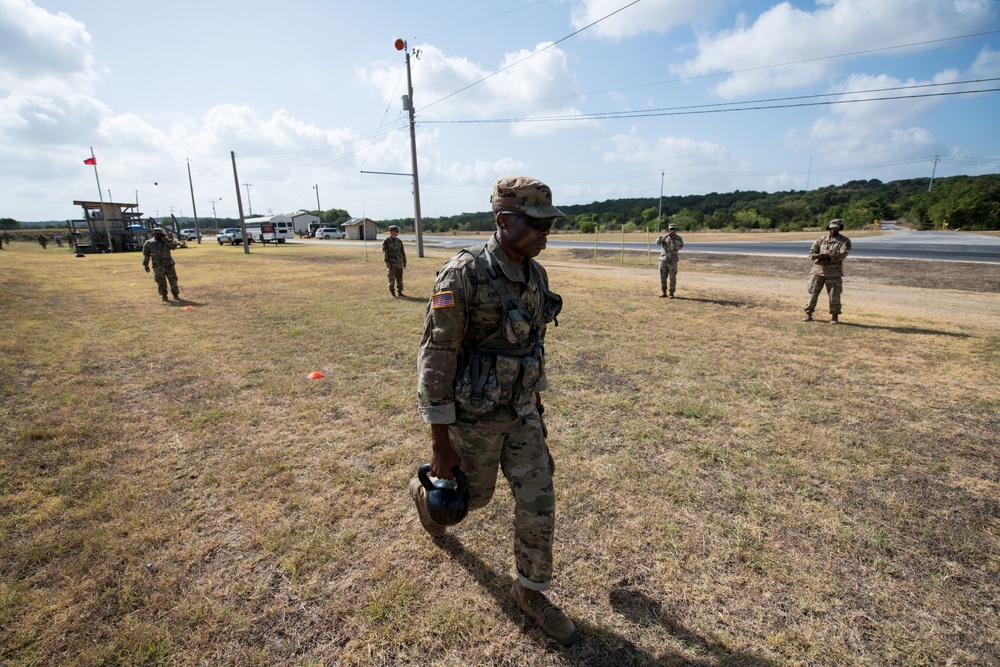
[421,0,642,111]
[421,79,1000,124]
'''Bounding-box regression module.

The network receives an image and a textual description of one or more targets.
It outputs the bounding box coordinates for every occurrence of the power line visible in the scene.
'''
[420,29,1000,120]
[421,0,642,111]
[421,79,1000,124]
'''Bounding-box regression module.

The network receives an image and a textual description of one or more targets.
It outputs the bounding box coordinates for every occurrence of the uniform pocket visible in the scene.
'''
[454,352,501,415]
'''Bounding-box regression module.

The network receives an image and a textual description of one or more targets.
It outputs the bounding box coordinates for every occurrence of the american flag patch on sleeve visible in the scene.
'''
[431,291,455,309]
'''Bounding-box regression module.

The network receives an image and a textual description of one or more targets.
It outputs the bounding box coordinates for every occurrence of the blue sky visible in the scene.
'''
[2,0,999,223]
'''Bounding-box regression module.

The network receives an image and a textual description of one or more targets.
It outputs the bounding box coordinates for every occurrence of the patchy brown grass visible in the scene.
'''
[1,240,997,666]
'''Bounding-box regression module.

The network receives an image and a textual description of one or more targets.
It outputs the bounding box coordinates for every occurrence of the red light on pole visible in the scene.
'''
[394,38,405,51]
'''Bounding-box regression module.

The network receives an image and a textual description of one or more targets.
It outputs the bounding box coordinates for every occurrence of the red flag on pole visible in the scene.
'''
[83,157,96,165]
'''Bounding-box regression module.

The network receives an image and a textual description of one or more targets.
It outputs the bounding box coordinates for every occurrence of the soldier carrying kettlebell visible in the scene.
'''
[412,176,575,645]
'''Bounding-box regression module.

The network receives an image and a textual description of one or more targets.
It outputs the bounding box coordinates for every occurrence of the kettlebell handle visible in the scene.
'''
[417,463,468,494]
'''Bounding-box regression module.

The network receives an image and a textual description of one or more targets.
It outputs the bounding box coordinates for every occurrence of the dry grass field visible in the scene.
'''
[1,238,997,666]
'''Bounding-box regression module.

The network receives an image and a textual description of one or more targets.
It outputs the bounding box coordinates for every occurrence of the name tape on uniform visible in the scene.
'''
[432,291,455,309]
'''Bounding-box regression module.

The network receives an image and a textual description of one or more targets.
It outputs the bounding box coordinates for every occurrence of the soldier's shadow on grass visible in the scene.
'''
[436,535,775,666]
[833,321,970,338]
[668,295,748,308]
[609,588,776,666]
[164,299,207,307]
[397,294,424,303]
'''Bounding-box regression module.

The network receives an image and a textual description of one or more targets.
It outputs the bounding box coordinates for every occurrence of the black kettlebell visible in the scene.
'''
[417,463,470,526]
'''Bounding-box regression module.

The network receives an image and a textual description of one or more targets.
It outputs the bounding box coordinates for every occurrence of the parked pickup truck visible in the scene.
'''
[216,228,245,245]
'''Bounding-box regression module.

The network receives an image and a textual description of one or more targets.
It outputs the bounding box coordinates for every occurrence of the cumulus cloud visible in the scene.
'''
[569,0,729,40]
[0,0,98,92]
[792,67,973,167]
[359,42,587,130]
[603,132,736,169]
[673,0,996,98]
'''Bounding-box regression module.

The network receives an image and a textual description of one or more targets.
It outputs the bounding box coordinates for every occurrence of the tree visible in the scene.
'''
[0,217,19,230]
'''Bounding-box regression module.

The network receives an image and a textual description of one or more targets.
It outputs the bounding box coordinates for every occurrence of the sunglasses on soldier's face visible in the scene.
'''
[501,211,553,232]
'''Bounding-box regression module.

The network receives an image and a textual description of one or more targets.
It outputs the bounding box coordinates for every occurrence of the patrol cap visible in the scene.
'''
[388,225,399,232]
[668,223,677,230]
[152,227,166,234]
[490,176,565,219]
[827,219,843,229]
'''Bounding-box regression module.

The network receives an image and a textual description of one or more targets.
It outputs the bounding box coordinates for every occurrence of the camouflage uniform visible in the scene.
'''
[655,227,684,295]
[805,227,852,316]
[382,230,406,295]
[418,231,563,590]
[142,231,180,300]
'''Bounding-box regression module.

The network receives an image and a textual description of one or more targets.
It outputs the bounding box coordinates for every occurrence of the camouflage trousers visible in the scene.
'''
[153,264,179,297]
[448,414,555,591]
[386,263,404,293]
[805,275,843,315]
[659,260,678,294]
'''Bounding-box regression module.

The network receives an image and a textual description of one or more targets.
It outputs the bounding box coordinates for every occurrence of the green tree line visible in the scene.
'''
[6,174,997,233]
[380,173,1000,234]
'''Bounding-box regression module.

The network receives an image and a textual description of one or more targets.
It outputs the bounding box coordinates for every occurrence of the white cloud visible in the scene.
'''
[603,131,735,168]
[673,0,996,98]
[0,0,99,94]
[570,0,729,40]
[795,71,954,167]
[359,43,585,126]
[970,46,1000,77]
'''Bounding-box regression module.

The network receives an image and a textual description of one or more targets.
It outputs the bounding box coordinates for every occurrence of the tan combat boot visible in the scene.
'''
[802,312,813,322]
[409,478,446,537]
[830,314,839,324]
[510,581,577,645]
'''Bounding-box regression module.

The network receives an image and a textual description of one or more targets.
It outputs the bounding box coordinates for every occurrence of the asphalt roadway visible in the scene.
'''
[409,223,1000,263]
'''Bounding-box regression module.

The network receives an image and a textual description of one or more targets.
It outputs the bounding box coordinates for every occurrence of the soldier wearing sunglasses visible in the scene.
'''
[412,176,575,645]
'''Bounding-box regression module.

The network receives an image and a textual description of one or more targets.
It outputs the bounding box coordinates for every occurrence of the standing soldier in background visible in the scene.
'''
[412,175,575,645]
[655,223,684,298]
[37,233,48,249]
[382,225,407,297]
[142,228,181,303]
[803,219,851,323]
[53,233,63,248]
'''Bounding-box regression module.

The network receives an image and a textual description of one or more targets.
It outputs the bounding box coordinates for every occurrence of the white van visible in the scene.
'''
[315,227,345,239]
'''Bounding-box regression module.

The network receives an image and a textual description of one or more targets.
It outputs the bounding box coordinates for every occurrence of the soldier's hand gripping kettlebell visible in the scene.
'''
[417,464,470,526]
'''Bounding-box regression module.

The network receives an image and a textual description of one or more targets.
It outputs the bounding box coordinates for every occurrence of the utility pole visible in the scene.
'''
[314,184,322,216]
[395,38,424,258]
[209,198,220,226]
[232,152,250,254]
[187,159,202,243]
[242,182,253,216]
[928,155,940,192]
[657,170,664,233]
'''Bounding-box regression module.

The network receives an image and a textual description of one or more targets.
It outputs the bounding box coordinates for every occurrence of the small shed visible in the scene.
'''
[342,218,378,241]
[290,210,320,236]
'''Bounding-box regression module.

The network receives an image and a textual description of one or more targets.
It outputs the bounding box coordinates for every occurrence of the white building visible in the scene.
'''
[289,210,320,236]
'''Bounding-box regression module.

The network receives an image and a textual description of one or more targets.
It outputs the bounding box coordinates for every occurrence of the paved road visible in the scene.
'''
[411,224,1000,263]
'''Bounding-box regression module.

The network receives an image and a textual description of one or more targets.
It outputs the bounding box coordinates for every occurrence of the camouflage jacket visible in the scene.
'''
[809,234,851,277]
[418,234,561,430]
[655,233,684,262]
[142,238,176,268]
[382,236,406,265]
